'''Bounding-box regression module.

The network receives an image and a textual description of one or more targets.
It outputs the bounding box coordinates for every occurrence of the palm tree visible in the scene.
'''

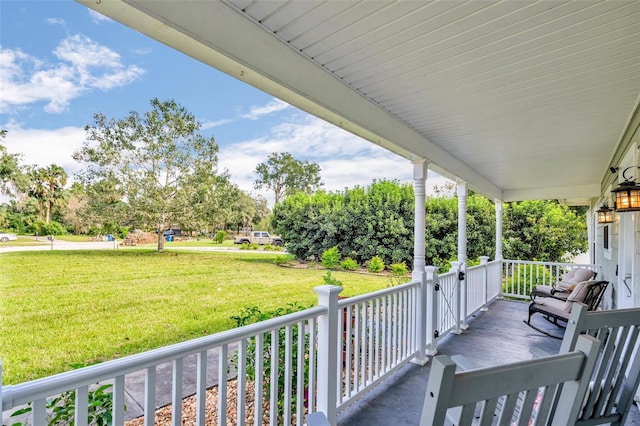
[28,165,68,223]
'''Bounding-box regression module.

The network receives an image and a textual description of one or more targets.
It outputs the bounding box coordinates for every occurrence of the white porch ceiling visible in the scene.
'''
[77,0,640,204]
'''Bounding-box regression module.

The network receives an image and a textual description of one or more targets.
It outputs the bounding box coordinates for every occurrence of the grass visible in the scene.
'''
[0,249,389,384]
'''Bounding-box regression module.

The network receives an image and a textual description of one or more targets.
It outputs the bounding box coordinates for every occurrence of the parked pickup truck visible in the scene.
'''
[234,231,284,246]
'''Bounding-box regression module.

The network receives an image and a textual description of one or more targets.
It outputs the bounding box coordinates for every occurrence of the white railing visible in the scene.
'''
[2,258,592,426]
[502,260,599,300]
[2,304,326,426]
[336,281,420,412]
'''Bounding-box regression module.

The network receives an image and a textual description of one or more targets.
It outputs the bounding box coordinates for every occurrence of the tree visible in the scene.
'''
[0,130,28,198]
[254,152,323,204]
[27,164,68,223]
[74,98,228,251]
[503,200,587,262]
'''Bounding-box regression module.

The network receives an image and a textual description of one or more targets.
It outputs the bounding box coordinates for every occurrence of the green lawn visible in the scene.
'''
[0,250,389,384]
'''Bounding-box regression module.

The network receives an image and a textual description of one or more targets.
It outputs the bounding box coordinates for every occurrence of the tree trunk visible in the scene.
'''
[157,231,165,252]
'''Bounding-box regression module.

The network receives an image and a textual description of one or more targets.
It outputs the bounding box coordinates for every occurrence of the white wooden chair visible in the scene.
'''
[420,334,602,426]
[556,303,640,425]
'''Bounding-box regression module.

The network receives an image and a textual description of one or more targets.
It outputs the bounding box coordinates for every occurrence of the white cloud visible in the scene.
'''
[45,17,65,26]
[201,118,234,130]
[219,113,450,205]
[88,9,113,24]
[0,35,145,114]
[132,47,153,55]
[2,124,86,177]
[241,98,290,120]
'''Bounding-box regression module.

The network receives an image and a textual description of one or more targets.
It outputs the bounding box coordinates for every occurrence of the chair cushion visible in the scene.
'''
[558,268,594,291]
[566,281,591,304]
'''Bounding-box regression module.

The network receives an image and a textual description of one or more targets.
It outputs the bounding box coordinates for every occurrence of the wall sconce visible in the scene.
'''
[611,166,640,212]
[596,204,613,223]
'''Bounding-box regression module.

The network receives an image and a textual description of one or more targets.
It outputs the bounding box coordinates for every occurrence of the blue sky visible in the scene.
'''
[1,0,447,204]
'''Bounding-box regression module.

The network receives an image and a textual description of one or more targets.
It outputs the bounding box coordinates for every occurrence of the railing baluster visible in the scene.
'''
[33,397,46,425]
[269,329,279,426]
[172,358,183,426]
[196,350,207,425]
[237,339,247,425]
[284,325,293,425]
[144,366,156,426]
[308,318,316,413]
[296,320,305,426]
[354,303,361,391]
[254,333,264,426]
[75,385,89,426]
[113,375,125,426]
[367,300,374,385]
[374,298,380,377]
[218,345,228,426]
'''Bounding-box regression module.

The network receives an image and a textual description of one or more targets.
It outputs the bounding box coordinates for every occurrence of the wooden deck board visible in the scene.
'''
[337,299,640,425]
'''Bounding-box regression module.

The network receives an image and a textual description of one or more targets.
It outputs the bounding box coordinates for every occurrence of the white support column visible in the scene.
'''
[425,266,439,355]
[495,201,503,261]
[495,201,504,299]
[314,284,342,426]
[457,182,469,330]
[412,159,429,365]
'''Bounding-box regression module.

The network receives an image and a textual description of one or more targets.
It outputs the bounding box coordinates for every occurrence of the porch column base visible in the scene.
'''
[411,356,430,366]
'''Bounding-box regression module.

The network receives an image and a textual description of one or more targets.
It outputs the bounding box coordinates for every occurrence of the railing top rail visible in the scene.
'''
[337,281,419,307]
[503,259,597,268]
[2,305,326,409]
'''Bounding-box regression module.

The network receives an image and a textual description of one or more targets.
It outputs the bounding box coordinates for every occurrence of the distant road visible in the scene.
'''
[0,240,120,253]
[0,240,282,254]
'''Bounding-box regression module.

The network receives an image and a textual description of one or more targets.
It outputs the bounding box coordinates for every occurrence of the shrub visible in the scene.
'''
[213,230,227,244]
[368,256,385,273]
[323,270,343,286]
[28,220,67,236]
[250,243,259,250]
[389,262,408,276]
[274,254,296,265]
[340,257,358,271]
[321,246,341,269]
[240,242,250,250]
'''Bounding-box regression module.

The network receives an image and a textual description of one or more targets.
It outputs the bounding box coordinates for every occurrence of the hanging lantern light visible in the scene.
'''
[596,205,613,223]
[612,166,640,212]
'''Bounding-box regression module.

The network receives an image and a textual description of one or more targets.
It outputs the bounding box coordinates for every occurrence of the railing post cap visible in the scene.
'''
[313,285,343,296]
[450,261,461,271]
[479,256,490,264]
[425,266,439,273]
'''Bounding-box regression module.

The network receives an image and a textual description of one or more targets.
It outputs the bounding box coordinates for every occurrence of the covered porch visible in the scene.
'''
[4,0,639,424]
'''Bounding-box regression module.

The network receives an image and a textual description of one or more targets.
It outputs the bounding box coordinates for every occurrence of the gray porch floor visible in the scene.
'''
[337,299,640,425]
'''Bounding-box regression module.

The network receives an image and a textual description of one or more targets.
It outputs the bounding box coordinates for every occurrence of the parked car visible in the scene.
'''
[0,232,18,243]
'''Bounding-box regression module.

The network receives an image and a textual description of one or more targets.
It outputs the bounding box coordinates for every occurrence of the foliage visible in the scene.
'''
[503,200,587,262]
[27,164,68,224]
[273,254,296,265]
[321,246,341,269]
[272,180,415,266]
[367,255,385,273]
[254,152,323,204]
[229,303,312,421]
[389,262,408,276]
[340,257,358,271]
[10,383,114,426]
[0,133,29,198]
[74,98,230,252]
[322,270,343,286]
[29,220,67,236]
[213,230,227,244]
